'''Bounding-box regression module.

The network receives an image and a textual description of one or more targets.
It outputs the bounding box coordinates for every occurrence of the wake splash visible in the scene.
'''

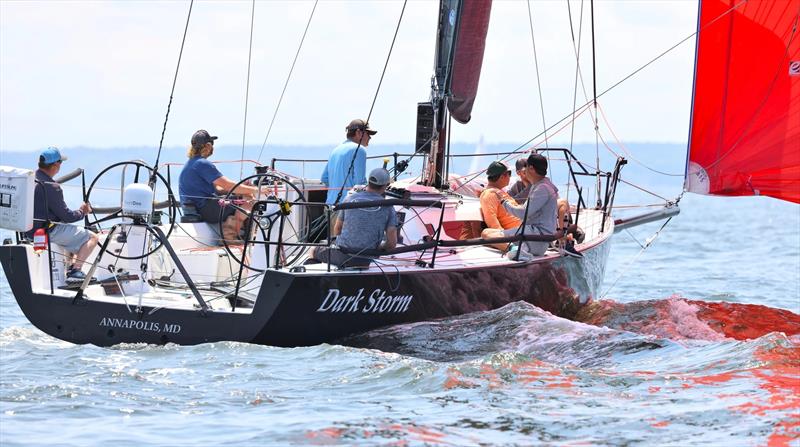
[578,295,800,341]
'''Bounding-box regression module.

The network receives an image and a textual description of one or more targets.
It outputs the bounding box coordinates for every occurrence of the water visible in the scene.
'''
[1,146,798,446]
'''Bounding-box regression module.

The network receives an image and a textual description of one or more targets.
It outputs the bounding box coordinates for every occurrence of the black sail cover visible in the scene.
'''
[437,0,492,124]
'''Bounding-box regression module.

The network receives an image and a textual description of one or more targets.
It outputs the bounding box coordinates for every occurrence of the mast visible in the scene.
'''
[422,0,459,187]
[421,0,492,188]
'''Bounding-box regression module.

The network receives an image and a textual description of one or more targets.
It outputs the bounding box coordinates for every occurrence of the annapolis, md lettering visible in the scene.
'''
[99,317,182,334]
[317,288,412,313]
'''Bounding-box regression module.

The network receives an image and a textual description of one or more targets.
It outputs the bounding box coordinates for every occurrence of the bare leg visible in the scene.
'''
[557,198,569,230]
[71,232,98,270]
[481,228,511,252]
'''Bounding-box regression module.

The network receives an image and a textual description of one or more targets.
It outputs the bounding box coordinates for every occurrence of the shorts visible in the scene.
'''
[48,223,91,253]
[198,197,237,224]
[313,246,372,268]
[503,225,547,257]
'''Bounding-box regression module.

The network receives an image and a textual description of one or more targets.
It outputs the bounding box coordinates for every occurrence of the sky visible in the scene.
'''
[0,0,698,153]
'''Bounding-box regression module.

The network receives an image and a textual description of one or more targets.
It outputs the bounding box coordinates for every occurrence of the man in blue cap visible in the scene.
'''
[29,147,98,282]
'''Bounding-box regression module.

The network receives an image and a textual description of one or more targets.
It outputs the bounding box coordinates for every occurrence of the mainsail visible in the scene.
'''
[686,0,800,204]
[439,0,492,124]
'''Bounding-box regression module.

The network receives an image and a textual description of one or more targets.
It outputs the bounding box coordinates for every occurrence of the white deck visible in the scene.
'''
[25,199,610,311]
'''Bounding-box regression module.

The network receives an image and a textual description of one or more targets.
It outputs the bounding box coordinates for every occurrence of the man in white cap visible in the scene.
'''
[28,147,98,282]
[311,167,396,267]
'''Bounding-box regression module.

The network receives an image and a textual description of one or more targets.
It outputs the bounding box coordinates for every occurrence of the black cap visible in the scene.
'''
[346,119,377,135]
[527,153,548,176]
[191,129,218,148]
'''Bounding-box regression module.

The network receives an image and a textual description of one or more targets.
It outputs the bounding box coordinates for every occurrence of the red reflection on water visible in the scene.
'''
[479,364,504,389]
[732,342,800,446]
[693,301,800,340]
[577,297,800,341]
[304,427,345,444]
[387,424,446,444]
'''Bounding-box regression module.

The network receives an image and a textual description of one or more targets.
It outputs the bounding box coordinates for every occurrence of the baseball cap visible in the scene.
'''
[527,153,548,176]
[40,146,67,164]
[346,119,377,135]
[368,168,391,186]
[486,161,510,178]
[191,129,218,147]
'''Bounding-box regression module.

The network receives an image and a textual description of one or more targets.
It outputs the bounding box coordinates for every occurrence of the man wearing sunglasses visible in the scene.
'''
[28,146,98,282]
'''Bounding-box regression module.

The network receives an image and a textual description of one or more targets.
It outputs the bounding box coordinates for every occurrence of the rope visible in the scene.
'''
[256,0,319,163]
[239,0,256,180]
[566,0,584,157]
[152,0,194,183]
[526,1,548,148]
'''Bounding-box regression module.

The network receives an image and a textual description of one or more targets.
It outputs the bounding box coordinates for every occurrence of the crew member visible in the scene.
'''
[311,168,397,267]
[479,161,522,250]
[321,119,377,205]
[506,158,531,204]
[178,130,261,241]
[493,153,559,257]
[29,147,98,282]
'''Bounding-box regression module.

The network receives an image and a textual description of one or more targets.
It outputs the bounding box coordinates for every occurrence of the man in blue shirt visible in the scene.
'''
[320,119,377,205]
[29,147,98,282]
[179,130,261,240]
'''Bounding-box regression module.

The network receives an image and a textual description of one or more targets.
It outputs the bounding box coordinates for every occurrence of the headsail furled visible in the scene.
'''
[686,0,800,204]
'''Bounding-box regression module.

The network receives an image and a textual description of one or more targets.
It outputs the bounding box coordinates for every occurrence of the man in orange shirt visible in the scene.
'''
[479,161,521,250]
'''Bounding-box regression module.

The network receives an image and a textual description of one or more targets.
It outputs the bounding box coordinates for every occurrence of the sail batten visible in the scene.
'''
[686,0,800,204]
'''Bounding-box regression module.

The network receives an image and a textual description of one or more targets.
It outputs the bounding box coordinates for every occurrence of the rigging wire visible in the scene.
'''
[590,0,601,209]
[526,0,549,148]
[450,0,747,203]
[566,0,584,157]
[332,0,408,206]
[565,0,585,205]
[240,0,257,180]
[256,0,320,164]
[152,0,194,184]
[596,104,684,177]
[600,216,674,299]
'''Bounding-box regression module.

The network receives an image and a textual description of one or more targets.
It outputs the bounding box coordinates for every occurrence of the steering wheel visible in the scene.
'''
[219,172,309,272]
[84,160,178,260]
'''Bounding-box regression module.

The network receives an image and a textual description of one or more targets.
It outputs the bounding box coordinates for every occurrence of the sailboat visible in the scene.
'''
[0,0,796,347]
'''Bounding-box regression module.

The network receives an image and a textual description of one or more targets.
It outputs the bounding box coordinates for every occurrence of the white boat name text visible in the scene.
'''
[99,317,182,334]
[317,288,412,314]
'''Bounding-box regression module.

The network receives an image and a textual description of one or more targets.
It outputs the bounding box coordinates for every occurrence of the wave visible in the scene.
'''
[578,295,800,341]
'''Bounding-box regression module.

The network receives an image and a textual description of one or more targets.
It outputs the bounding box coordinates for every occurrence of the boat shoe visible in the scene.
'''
[66,268,96,283]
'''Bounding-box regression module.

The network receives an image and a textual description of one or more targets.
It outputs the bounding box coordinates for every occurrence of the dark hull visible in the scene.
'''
[0,236,610,347]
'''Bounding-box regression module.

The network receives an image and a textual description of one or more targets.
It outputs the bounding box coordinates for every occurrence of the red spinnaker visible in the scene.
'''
[448,1,492,124]
[686,0,800,204]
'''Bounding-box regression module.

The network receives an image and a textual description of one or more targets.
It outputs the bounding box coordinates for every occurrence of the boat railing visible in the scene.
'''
[234,196,565,280]
[269,147,623,234]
